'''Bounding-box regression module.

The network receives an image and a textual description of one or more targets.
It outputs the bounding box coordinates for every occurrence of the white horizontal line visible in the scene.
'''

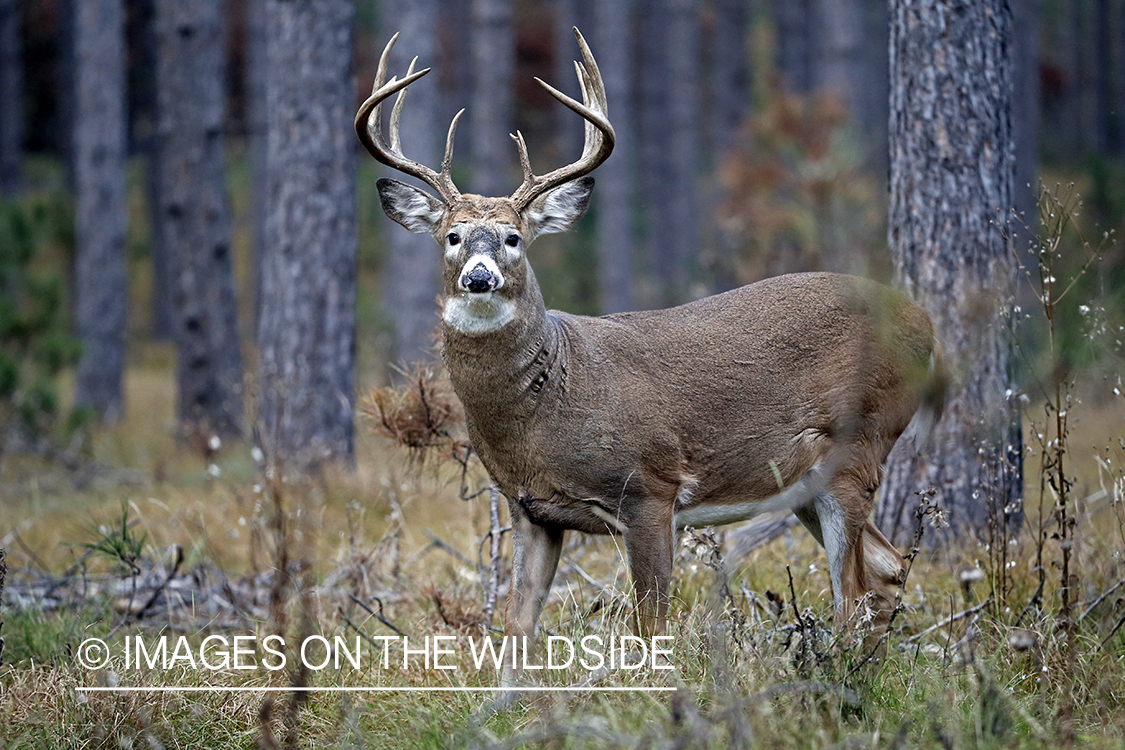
[75,686,675,693]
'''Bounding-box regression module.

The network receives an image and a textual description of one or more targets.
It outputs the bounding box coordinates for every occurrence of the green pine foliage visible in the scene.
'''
[0,196,85,443]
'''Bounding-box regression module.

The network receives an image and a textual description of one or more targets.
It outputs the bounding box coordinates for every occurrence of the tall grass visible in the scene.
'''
[2,173,1125,749]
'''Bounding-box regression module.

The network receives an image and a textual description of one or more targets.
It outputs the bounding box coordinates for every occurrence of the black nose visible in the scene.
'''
[462,263,495,293]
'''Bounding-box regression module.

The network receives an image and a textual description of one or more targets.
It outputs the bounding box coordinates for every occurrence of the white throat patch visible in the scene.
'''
[442,293,517,335]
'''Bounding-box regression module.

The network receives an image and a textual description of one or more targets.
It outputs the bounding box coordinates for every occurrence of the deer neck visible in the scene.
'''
[440,268,567,421]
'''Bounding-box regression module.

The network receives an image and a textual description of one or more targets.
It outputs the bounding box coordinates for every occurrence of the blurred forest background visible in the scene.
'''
[4,2,1125,745]
[0,0,1122,461]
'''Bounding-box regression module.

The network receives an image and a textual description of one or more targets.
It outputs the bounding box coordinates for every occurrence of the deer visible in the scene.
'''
[357,28,945,686]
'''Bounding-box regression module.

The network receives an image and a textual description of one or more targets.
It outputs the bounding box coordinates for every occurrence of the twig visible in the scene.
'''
[715,680,861,716]
[128,545,184,624]
[1080,575,1125,622]
[11,529,51,574]
[339,608,403,651]
[419,529,474,567]
[905,599,992,644]
[454,445,491,501]
[482,487,503,628]
[563,557,605,589]
[348,594,404,636]
[725,514,800,562]
[1101,614,1125,648]
[786,564,802,625]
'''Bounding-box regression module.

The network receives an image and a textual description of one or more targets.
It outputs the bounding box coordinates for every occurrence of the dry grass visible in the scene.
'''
[3,176,1125,746]
[1,351,1123,748]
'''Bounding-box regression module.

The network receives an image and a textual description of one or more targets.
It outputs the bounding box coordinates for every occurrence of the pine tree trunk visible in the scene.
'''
[554,0,584,163]
[247,0,268,338]
[878,0,1023,544]
[663,0,700,304]
[776,0,814,94]
[1062,0,1083,159]
[140,0,175,341]
[637,0,672,308]
[813,0,865,118]
[258,0,356,465]
[73,0,128,422]
[1083,0,1109,155]
[0,0,23,197]
[381,0,442,368]
[470,0,515,198]
[710,0,749,162]
[859,0,890,171]
[707,0,749,294]
[1011,0,1040,233]
[154,0,244,440]
[594,0,634,313]
[1113,0,1125,157]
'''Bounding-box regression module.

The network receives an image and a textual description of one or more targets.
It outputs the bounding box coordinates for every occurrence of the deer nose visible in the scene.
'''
[461,263,497,293]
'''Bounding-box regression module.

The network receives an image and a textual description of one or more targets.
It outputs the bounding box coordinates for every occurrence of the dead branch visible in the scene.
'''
[905,599,993,644]
[1080,574,1125,622]
[482,486,503,628]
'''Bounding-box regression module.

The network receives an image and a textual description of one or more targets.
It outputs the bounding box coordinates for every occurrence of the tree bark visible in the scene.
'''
[380,0,442,368]
[878,0,1023,544]
[470,0,515,198]
[73,0,128,422]
[258,0,356,465]
[247,0,268,338]
[637,0,672,308]
[813,0,865,120]
[1011,0,1040,233]
[594,0,634,313]
[776,0,814,94]
[554,0,584,163]
[154,0,244,439]
[707,0,750,294]
[710,0,750,162]
[139,0,175,341]
[663,0,700,305]
[1082,0,1109,155]
[0,0,22,196]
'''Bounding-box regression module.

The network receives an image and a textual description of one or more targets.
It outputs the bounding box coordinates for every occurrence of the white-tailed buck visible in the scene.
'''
[358,29,944,683]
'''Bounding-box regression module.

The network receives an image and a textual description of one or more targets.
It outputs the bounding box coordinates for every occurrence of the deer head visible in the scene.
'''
[356,28,614,336]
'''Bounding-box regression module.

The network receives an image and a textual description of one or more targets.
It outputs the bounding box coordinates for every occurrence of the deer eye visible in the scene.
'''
[447,232,460,245]
[505,234,520,247]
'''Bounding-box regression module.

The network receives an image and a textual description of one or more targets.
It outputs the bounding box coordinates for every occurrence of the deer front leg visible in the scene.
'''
[624,508,674,637]
[502,498,564,687]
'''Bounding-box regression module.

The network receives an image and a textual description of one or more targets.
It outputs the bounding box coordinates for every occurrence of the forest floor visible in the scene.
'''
[0,352,1124,749]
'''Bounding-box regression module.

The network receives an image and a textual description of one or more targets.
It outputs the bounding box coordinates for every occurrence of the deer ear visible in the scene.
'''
[523,176,593,241]
[377,178,445,235]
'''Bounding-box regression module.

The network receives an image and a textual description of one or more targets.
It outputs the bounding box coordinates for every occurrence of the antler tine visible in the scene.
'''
[441,109,465,178]
[354,34,462,203]
[510,27,615,211]
[388,56,419,155]
[510,130,534,182]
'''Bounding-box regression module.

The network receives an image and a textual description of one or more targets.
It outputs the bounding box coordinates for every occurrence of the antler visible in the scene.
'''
[509,27,616,211]
[354,33,463,204]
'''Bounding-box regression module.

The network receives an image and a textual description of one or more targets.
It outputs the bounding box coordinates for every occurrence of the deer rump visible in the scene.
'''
[456,271,937,539]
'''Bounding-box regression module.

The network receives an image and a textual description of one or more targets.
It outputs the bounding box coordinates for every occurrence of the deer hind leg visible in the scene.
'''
[624,504,674,637]
[795,492,854,622]
[502,498,564,687]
